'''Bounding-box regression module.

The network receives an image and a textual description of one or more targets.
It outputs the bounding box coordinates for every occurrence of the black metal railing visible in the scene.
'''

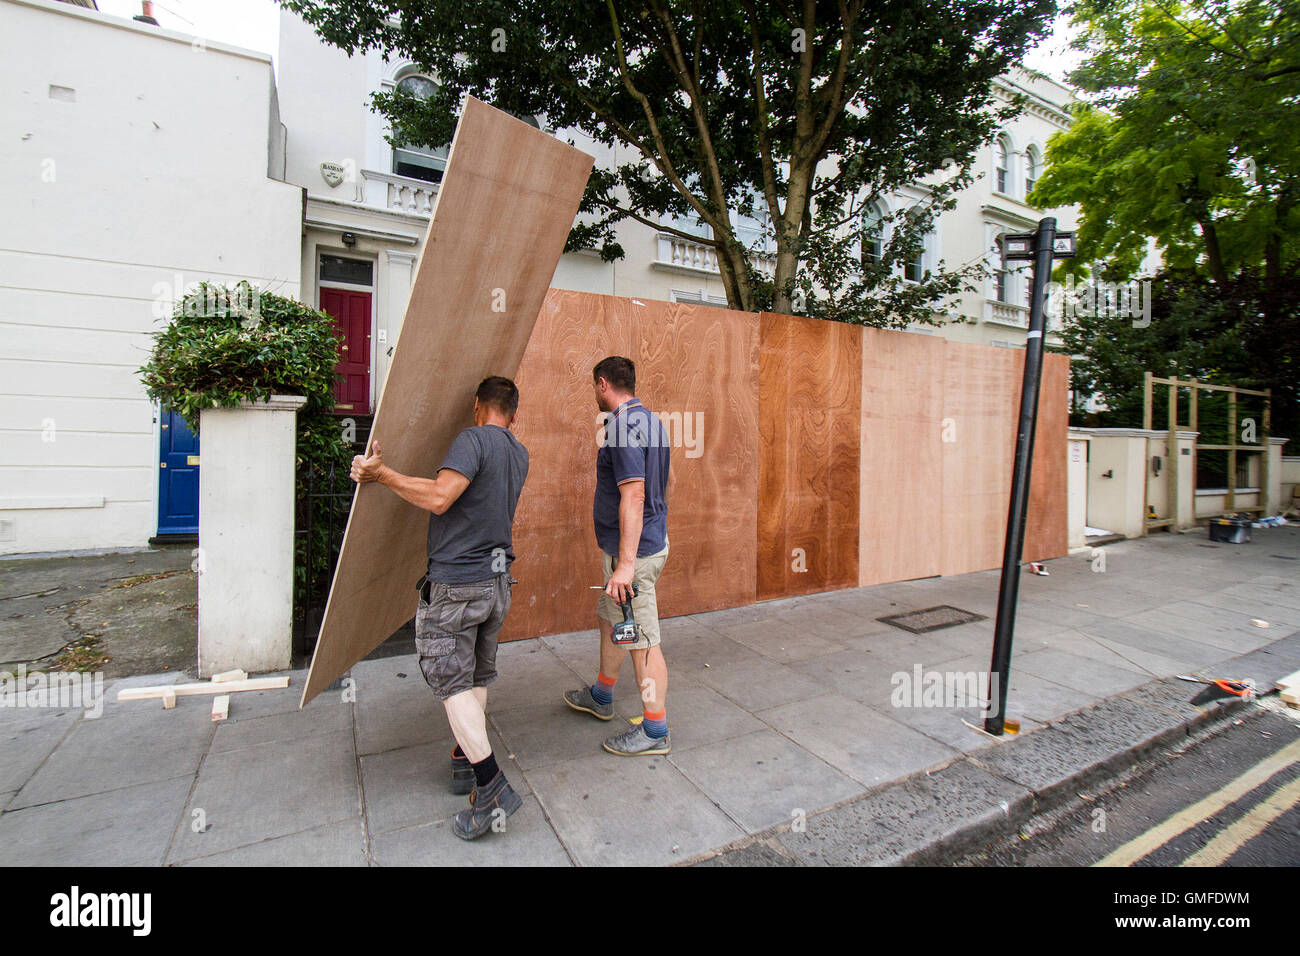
[293,460,354,657]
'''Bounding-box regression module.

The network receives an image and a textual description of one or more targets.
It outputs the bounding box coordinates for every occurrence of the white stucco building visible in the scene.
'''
[0,0,302,555]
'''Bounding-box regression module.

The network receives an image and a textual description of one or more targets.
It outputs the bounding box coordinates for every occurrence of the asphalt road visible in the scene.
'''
[952,697,1300,867]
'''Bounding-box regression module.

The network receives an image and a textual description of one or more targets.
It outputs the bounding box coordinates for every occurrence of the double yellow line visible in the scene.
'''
[1096,737,1300,867]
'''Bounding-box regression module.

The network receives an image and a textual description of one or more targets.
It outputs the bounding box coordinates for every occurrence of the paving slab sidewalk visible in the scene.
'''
[0,546,196,677]
[0,526,1296,866]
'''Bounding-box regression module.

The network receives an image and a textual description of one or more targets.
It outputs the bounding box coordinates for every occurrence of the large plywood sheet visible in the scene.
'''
[858,329,946,586]
[757,312,861,600]
[301,98,593,705]
[939,341,1022,576]
[501,291,759,639]
[1024,352,1070,563]
[939,342,1069,577]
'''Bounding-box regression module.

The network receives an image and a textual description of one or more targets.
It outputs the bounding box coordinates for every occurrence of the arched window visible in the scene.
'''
[391,73,451,183]
[861,202,885,268]
[994,136,1010,195]
[1024,146,1040,197]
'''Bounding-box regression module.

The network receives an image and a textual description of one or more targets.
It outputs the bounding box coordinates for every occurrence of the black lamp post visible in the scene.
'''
[984,218,1075,735]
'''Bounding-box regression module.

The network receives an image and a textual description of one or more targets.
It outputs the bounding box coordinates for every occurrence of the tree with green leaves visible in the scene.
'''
[1032,0,1298,285]
[279,0,1054,327]
[1031,0,1299,436]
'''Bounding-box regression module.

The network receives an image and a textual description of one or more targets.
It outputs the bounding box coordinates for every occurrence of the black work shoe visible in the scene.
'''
[453,771,524,841]
[450,752,474,795]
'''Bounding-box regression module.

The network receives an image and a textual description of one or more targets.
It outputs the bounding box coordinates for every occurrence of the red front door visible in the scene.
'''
[320,287,372,414]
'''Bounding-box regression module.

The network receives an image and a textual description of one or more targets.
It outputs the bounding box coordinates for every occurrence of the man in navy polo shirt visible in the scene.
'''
[564,356,675,755]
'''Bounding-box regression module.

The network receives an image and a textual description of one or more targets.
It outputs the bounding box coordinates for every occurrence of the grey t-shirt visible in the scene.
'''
[426,424,529,584]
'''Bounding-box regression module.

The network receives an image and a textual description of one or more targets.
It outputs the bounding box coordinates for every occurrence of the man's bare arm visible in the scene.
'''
[606,478,644,603]
[350,440,470,515]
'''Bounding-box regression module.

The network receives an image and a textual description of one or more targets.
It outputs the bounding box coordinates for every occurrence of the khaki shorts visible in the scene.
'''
[596,541,668,650]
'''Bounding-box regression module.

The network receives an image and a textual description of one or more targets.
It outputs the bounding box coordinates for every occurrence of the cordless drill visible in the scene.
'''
[592,583,641,644]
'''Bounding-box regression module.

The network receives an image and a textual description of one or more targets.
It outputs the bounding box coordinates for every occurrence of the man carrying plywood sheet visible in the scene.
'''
[299,98,591,707]
[351,377,528,841]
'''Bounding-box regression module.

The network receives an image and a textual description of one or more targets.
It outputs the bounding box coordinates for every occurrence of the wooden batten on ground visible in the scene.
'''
[1279,670,1300,708]
[117,676,290,702]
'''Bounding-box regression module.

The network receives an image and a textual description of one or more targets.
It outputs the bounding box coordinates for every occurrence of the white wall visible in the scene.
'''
[1067,433,1089,550]
[1282,455,1300,513]
[0,0,303,555]
[275,9,370,201]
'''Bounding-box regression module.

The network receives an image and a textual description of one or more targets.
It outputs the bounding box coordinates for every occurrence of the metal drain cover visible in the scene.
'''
[877,605,986,634]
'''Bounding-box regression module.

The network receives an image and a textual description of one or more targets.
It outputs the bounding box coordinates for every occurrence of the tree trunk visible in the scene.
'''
[715,234,756,312]
[770,159,814,313]
[1199,217,1229,285]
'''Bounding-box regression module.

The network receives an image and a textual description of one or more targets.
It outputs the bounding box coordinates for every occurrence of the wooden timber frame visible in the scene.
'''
[1142,372,1272,530]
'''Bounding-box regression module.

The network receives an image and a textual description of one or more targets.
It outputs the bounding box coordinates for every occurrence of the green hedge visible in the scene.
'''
[139,281,353,633]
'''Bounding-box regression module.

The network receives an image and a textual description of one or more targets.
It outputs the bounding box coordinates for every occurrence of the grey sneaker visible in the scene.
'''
[602,720,671,756]
[563,685,614,721]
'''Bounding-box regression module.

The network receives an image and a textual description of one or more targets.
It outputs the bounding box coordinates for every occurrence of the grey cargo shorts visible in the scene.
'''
[414,573,513,700]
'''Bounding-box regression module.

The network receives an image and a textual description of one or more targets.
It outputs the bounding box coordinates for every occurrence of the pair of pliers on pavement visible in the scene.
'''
[1176,675,1255,703]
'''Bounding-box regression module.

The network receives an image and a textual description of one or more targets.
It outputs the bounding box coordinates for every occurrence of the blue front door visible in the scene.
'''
[157,408,199,534]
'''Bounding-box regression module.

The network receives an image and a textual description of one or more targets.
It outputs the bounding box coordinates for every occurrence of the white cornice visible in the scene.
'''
[992,77,1073,130]
[303,214,423,245]
[980,202,1038,228]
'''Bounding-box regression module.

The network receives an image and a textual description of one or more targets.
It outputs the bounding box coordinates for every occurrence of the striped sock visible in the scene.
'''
[591,672,616,705]
[642,710,667,739]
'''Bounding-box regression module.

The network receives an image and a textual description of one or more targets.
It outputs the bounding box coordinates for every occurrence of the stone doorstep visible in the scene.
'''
[679,672,1257,867]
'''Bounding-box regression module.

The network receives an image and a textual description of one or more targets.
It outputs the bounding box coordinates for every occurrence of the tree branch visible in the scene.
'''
[603,0,726,235]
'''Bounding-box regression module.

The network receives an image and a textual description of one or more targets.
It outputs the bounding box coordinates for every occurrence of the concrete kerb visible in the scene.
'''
[682,633,1300,867]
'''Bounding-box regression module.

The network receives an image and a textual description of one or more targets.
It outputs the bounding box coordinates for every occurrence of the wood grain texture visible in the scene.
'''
[939,340,1021,577]
[1024,352,1069,563]
[858,329,946,586]
[757,311,861,600]
[939,342,1069,576]
[500,291,759,639]
[301,98,593,705]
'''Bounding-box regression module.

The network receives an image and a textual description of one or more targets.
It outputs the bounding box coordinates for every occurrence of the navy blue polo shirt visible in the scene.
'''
[593,399,670,557]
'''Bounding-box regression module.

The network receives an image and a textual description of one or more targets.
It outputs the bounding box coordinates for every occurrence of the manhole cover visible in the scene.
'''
[877,605,986,634]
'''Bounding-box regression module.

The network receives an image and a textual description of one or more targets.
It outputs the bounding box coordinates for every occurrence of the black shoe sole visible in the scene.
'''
[602,737,671,756]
